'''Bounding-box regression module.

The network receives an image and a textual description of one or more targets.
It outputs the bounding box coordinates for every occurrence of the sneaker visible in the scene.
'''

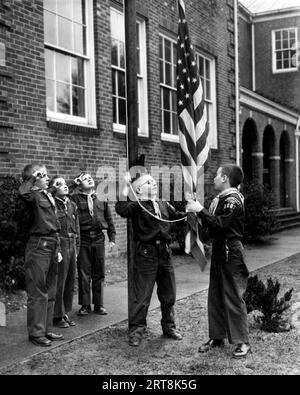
[64,314,76,327]
[77,305,91,316]
[53,318,69,328]
[94,305,108,315]
[163,329,183,341]
[198,339,225,353]
[232,343,251,358]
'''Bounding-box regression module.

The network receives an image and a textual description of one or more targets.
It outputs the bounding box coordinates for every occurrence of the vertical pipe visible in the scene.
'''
[296,122,300,212]
[234,0,240,165]
[251,22,256,91]
[124,0,138,327]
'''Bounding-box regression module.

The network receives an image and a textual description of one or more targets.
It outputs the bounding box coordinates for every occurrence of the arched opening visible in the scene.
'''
[280,131,291,207]
[242,118,259,183]
[263,126,276,189]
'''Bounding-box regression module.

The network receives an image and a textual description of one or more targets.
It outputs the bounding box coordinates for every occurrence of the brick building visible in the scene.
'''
[0,0,238,256]
[239,1,300,213]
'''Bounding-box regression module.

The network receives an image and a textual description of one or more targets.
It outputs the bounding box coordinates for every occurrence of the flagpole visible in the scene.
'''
[124,0,138,328]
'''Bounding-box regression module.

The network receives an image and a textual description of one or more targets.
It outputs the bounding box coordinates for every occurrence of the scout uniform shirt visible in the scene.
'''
[55,197,80,251]
[115,200,186,243]
[19,177,60,236]
[71,192,116,242]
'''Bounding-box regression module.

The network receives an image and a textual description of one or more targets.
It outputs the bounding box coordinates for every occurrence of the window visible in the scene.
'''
[110,8,148,137]
[272,28,298,73]
[159,34,178,142]
[44,0,96,127]
[196,52,217,149]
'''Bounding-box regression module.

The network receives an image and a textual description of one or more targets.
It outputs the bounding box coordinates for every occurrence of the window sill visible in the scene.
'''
[161,133,180,144]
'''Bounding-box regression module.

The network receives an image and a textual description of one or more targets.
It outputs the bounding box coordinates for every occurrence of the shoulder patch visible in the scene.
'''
[223,197,241,211]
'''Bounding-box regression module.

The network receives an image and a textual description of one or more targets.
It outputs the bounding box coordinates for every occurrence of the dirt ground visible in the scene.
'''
[1,253,299,376]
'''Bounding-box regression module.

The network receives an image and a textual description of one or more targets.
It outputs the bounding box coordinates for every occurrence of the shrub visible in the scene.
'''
[0,176,28,291]
[242,181,278,242]
[244,275,293,332]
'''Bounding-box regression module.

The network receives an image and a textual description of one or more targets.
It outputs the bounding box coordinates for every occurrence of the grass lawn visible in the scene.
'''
[1,253,299,375]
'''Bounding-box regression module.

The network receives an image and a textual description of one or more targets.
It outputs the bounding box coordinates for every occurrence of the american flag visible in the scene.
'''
[177,0,210,270]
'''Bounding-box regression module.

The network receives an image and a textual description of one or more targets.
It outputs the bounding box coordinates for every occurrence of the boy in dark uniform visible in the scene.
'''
[49,177,80,328]
[70,173,116,316]
[19,164,63,347]
[116,165,186,347]
[186,164,251,358]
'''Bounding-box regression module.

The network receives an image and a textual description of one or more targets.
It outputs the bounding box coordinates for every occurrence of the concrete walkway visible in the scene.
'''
[0,228,299,370]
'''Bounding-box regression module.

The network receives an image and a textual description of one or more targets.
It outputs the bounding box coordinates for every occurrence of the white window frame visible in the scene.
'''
[44,0,96,128]
[159,33,179,143]
[196,51,218,149]
[110,7,149,137]
[272,27,298,74]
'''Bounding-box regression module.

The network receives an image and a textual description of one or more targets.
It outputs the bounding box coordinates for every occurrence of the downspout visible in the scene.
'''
[296,118,300,212]
[234,0,240,166]
[251,21,256,91]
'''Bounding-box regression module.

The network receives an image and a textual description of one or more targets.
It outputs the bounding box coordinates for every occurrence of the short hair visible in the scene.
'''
[21,163,45,181]
[49,175,64,189]
[220,164,244,188]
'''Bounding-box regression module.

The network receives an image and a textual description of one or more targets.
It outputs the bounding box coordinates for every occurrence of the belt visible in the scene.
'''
[82,230,103,237]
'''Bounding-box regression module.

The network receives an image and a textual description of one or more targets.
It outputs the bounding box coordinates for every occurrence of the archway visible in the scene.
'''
[242,118,260,183]
[263,126,276,189]
[280,131,291,207]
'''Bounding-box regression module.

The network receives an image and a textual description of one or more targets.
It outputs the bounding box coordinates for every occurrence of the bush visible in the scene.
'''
[0,176,28,291]
[242,181,278,242]
[244,275,293,332]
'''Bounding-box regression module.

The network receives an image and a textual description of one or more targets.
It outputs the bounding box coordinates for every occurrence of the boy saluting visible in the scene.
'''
[115,156,186,347]
[186,164,251,358]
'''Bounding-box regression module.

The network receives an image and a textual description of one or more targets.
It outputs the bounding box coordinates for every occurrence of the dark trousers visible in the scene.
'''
[208,239,249,344]
[129,241,177,337]
[54,236,76,319]
[77,232,105,306]
[25,235,59,338]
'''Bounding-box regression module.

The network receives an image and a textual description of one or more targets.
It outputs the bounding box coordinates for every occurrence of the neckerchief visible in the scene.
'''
[80,190,95,217]
[55,196,70,212]
[151,199,162,218]
[209,188,244,215]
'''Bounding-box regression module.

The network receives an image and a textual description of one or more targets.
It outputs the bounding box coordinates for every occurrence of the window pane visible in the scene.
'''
[44,10,57,45]
[283,59,289,69]
[118,71,126,98]
[165,40,171,62]
[111,39,118,66]
[172,91,177,111]
[44,0,56,12]
[163,88,170,110]
[172,113,178,135]
[275,31,281,41]
[72,57,84,87]
[58,16,73,51]
[119,99,126,125]
[57,0,72,19]
[206,80,211,100]
[112,70,116,95]
[159,37,163,59]
[56,52,70,83]
[72,86,85,117]
[198,56,204,77]
[45,49,54,79]
[283,39,289,49]
[165,63,171,86]
[205,59,211,79]
[46,79,55,111]
[283,30,288,40]
[163,111,171,134]
[160,60,164,83]
[275,39,281,50]
[74,0,84,24]
[120,42,125,69]
[56,82,70,114]
[74,23,86,55]
[113,97,117,123]
[137,48,140,75]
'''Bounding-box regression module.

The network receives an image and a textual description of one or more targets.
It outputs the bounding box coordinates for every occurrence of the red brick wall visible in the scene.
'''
[0,0,236,255]
[239,17,252,90]
[254,16,300,111]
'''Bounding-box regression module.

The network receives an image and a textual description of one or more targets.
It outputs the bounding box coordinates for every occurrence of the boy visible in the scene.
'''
[49,176,80,328]
[70,173,116,316]
[19,164,63,347]
[186,164,251,358]
[115,162,186,347]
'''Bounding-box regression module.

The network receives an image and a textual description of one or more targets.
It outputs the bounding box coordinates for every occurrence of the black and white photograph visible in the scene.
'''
[0,0,299,378]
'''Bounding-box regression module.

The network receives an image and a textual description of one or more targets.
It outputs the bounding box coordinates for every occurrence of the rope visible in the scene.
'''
[128,183,187,224]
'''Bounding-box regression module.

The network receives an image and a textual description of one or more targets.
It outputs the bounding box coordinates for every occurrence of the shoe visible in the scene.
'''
[128,335,142,347]
[45,332,64,341]
[29,336,52,347]
[94,305,108,315]
[54,318,69,328]
[164,329,183,341]
[64,314,76,327]
[232,343,251,359]
[198,339,225,353]
[77,305,91,316]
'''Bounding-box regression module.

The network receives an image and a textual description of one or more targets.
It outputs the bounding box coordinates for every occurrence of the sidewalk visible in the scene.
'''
[0,228,299,370]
